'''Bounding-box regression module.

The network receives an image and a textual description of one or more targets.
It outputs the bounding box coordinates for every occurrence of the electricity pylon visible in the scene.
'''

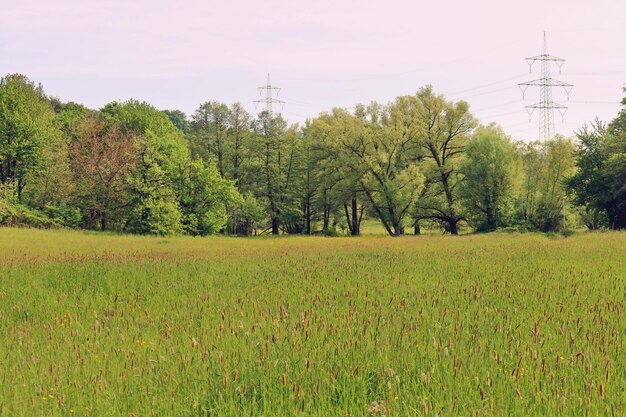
[518,32,573,141]
[254,73,285,116]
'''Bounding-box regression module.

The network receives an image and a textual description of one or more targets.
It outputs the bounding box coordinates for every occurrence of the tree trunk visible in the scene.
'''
[2,160,11,184]
[485,206,495,231]
[271,218,280,235]
[17,178,24,202]
[305,200,311,235]
[323,204,331,234]
[101,211,107,231]
[437,166,459,235]
[351,198,360,236]
[414,221,421,235]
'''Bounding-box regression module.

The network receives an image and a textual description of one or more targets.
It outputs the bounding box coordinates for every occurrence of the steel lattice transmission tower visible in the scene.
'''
[254,73,285,116]
[518,33,573,141]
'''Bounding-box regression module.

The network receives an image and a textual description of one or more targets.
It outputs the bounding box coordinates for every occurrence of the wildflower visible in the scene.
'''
[41,397,47,401]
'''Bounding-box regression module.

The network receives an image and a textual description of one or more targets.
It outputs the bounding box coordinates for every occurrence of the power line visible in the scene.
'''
[447,74,527,97]
[570,100,621,105]
[280,39,527,84]
[472,99,522,112]
[480,109,526,119]
[460,85,519,100]
[562,71,626,76]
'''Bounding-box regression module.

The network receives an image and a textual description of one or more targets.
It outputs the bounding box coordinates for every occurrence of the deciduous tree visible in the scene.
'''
[459,124,521,231]
[70,117,136,231]
[412,86,477,234]
[566,91,626,229]
[0,74,58,200]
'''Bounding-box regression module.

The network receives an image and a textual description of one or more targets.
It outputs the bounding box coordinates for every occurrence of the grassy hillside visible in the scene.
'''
[0,228,624,416]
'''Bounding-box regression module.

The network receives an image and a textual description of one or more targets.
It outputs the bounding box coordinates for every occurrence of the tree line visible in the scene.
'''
[1,73,624,236]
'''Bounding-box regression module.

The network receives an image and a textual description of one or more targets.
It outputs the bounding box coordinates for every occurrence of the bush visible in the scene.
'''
[0,199,17,224]
[531,200,565,232]
[0,199,59,228]
[226,193,265,236]
[126,196,183,236]
[494,224,534,234]
[43,204,82,228]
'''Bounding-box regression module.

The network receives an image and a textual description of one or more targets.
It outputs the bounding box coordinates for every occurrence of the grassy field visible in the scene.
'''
[0,228,625,416]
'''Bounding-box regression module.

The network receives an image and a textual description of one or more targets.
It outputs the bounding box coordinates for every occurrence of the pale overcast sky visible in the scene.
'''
[2,0,625,140]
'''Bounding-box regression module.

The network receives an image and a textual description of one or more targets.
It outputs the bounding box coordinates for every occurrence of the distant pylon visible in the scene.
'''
[254,73,285,116]
[518,32,573,141]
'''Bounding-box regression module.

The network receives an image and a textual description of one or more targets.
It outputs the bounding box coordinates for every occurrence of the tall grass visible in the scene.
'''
[0,228,624,416]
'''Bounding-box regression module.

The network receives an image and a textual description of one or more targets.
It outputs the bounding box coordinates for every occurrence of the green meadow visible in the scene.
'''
[0,228,625,416]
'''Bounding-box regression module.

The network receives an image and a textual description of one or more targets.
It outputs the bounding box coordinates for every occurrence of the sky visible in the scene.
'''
[1,0,625,140]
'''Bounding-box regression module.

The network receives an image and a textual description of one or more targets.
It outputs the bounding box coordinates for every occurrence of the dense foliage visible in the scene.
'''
[565,90,626,229]
[1,73,624,235]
